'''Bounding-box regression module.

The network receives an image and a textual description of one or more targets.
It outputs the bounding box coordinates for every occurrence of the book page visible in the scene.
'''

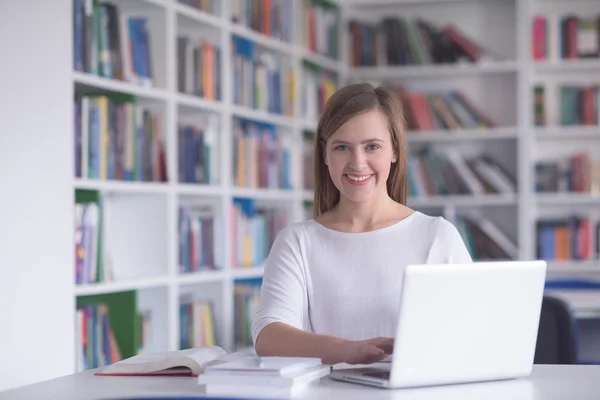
[105,346,227,370]
[178,346,228,368]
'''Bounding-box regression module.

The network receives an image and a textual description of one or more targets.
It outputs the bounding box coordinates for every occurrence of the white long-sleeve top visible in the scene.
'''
[251,211,473,345]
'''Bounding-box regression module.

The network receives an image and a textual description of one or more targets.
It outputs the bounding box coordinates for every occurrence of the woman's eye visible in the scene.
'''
[366,144,380,151]
[334,145,349,151]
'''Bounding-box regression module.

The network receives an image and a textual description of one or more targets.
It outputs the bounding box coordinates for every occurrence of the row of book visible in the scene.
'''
[74,94,168,182]
[178,115,219,185]
[180,298,217,349]
[532,14,600,61]
[533,84,600,127]
[232,35,295,116]
[393,86,496,131]
[75,190,113,285]
[302,0,340,61]
[177,37,221,101]
[301,62,337,124]
[232,119,293,190]
[76,304,122,372]
[234,283,261,349]
[535,152,600,194]
[231,199,288,268]
[231,0,293,44]
[179,0,218,15]
[457,215,518,261]
[348,17,487,67]
[73,0,153,86]
[74,190,294,285]
[537,216,600,262]
[408,148,516,197]
[179,206,223,273]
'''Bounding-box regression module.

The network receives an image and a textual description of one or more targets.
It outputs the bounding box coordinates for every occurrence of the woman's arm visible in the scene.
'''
[255,322,348,364]
[255,322,394,365]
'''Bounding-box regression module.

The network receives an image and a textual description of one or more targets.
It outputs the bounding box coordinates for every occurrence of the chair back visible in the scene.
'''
[534,295,578,364]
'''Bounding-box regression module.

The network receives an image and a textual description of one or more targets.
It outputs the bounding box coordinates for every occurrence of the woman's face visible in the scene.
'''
[324,109,396,205]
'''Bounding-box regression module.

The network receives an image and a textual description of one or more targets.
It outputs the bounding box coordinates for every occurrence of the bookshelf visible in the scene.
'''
[66,0,600,371]
[70,0,346,371]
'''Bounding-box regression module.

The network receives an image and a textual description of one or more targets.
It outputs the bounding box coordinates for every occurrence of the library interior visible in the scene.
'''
[2,0,600,395]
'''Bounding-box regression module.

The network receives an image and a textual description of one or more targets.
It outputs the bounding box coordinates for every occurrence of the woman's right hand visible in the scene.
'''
[336,337,395,365]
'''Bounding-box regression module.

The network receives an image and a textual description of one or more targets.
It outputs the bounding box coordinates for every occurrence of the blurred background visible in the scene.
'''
[1,0,599,392]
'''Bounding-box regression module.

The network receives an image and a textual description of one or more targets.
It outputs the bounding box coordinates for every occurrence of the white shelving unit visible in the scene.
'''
[71,0,347,365]
[69,0,600,369]
[343,0,528,261]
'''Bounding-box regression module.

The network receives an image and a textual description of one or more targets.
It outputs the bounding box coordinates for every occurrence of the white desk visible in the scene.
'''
[1,364,599,399]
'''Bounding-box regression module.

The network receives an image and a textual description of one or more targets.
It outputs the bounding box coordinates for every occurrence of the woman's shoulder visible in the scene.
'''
[408,212,462,239]
[272,219,318,246]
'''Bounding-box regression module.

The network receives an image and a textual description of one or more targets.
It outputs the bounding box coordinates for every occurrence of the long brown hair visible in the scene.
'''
[313,82,408,217]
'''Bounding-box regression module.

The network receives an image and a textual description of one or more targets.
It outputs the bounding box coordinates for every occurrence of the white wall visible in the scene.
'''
[0,0,75,391]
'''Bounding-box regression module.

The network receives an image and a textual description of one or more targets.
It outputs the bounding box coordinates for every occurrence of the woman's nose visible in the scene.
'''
[349,150,367,170]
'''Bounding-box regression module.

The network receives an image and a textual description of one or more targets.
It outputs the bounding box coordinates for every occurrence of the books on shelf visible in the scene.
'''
[535,152,600,194]
[533,84,600,127]
[301,61,337,123]
[180,297,217,349]
[76,303,122,372]
[177,36,221,100]
[74,93,167,182]
[532,14,600,62]
[73,0,154,87]
[537,215,600,262]
[390,85,496,132]
[76,291,142,372]
[408,147,517,198]
[349,17,492,67]
[230,0,293,43]
[302,0,340,61]
[457,215,518,261]
[231,35,295,116]
[231,199,288,268]
[232,118,292,190]
[179,205,223,273]
[75,189,113,285]
[178,114,220,184]
[234,283,261,349]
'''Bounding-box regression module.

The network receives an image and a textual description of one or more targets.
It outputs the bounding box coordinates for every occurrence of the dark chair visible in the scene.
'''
[534,295,578,364]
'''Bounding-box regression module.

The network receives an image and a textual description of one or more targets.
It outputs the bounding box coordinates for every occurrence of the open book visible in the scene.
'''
[95,346,255,377]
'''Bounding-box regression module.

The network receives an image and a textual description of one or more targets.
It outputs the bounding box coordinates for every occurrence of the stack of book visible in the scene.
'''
[199,356,331,398]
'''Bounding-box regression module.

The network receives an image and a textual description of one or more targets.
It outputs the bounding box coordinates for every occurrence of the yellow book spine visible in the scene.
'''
[97,96,109,180]
[243,233,252,268]
[204,302,215,346]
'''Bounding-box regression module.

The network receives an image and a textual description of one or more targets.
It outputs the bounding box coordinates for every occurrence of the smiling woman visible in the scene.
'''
[251,83,473,366]
[314,83,407,224]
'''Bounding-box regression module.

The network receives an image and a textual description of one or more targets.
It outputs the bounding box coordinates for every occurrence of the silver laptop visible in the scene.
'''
[330,260,547,389]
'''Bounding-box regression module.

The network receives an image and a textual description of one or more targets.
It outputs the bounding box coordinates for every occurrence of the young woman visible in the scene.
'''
[251,83,472,365]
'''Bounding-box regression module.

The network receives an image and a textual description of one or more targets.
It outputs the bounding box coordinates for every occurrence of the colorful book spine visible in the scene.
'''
[232,118,292,190]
